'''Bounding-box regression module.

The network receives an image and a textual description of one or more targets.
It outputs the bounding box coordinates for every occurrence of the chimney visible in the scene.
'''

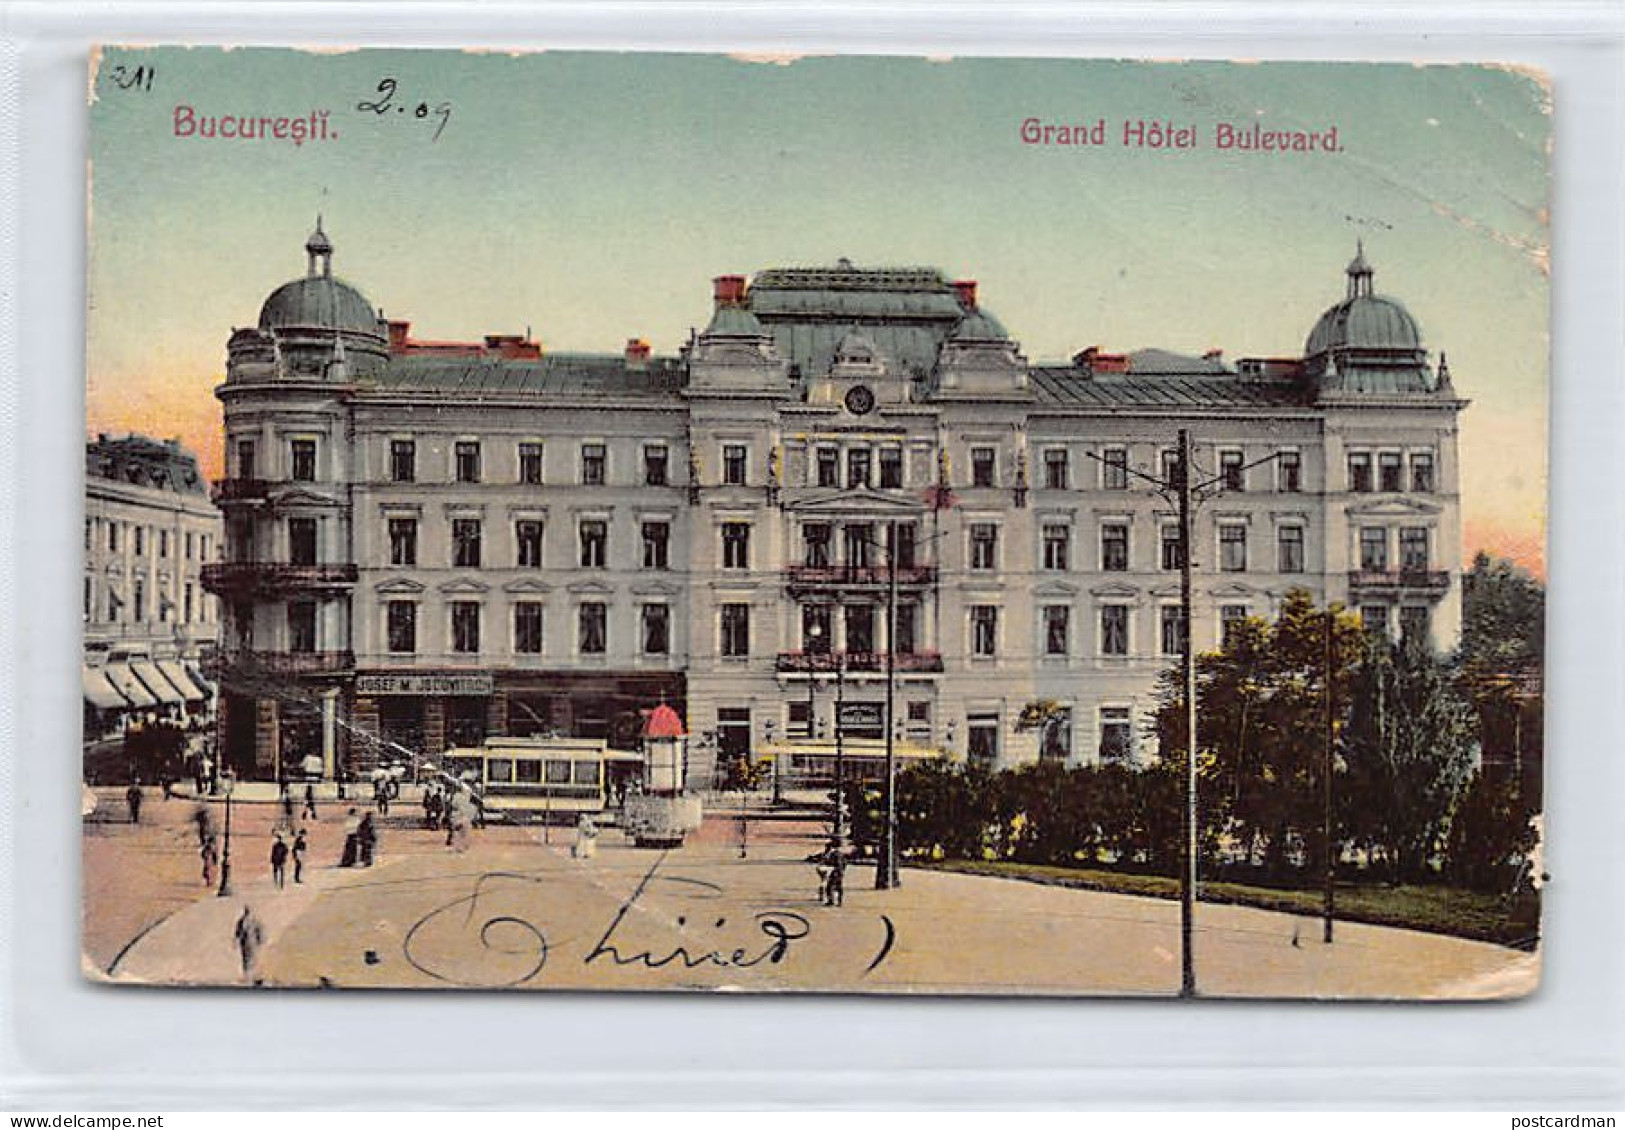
[387,320,411,352]
[1203,348,1224,363]
[713,275,748,306]
[952,279,978,309]
[625,338,652,371]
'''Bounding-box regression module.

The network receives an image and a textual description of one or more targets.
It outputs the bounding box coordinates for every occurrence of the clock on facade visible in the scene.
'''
[843,384,876,415]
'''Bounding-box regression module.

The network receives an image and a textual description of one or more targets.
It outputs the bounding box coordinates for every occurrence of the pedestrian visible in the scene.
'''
[233,904,265,981]
[341,808,360,867]
[374,776,391,816]
[125,783,143,824]
[573,813,599,860]
[424,785,441,830]
[270,832,289,890]
[161,777,175,802]
[358,811,377,866]
[281,785,295,827]
[201,834,219,887]
[292,827,308,884]
[302,782,318,822]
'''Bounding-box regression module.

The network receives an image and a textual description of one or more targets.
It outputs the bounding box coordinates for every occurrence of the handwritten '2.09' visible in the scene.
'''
[356,78,453,142]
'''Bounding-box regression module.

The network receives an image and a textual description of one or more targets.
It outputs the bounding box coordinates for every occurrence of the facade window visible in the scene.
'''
[1102,448,1129,490]
[894,603,918,654]
[641,521,670,570]
[288,517,318,565]
[455,441,482,484]
[1400,606,1431,644]
[893,523,918,569]
[1099,707,1132,763]
[515,520,544,568]
[1277,525,1305,573]
[290,439,317,482]
[159,530,169,559]
[1348,452,1372,493]
[1043,605,1070,656]
[108,522,119,553]
[1221,605,1248,649]
[387,601,417,654]
[723,444,748,486]
[1379,451,1403,493]
[970,523,998,570]
[816,447,839,488]
[237,439,256,480]
[1360,527,1388,571]
[789,701,812,739]
[1039,706,1073,762]
[390,439,416,483]
[847,448,871,489]
[1042,524,1070,571]
[1099,605,1129,656]
[288,601,317,653]
[1219,524,1248,572]
[804,523,832,568]
[721,522,751,570]
[802,604,833,653]
[82,575,92,621]
[1360,605,1390,638]
[1411,452,1435,493]
[1277,450,1302,492]
[970,605,998,657]
[845,604,876,654]
[135,526,145,556]
[878,447,903,489]
[1043,448,1069,490]
[1160,449,1181,488]
[184,531,193,559]
[968,715,999,768]
[450,602,481,653]
[452,519,482,568]
[719,603,750,658]
[388,518,417,567]
[107,588,120,622]
[845,523,874,569]
[1400,527,1430,570]
[641,604,670,655]
[579,520,608,569]
[1100,523,1129,571]
[579,603,607,655]
[644,444,668,486]
[183,583,194,625]
[1219,450,1245,492]
[971,447,997,488]
[581,443,606,486]
[514,603,544,654]
[519,442,544,486]
[1160,605,1186,656]
[1161,526,1183,570]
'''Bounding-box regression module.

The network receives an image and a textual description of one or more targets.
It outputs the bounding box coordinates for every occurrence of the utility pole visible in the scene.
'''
[877,519,901,889]
[1177,428,1198,998]
[1323,610,1337,944]
[834,653,846,849]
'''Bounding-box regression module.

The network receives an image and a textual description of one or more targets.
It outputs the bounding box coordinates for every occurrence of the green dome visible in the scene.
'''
[1305,293,1422,355]
[258,275,381,335]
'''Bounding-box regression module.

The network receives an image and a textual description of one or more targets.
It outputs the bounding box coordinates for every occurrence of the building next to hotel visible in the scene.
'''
[84,434,221,736]
[204,225,1465,785]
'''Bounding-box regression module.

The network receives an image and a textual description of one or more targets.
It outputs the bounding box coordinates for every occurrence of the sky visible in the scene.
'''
[87,48,1551,573]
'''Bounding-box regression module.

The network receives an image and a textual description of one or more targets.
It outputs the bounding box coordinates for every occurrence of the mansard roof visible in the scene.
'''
[1029,365,1309,409]
[368,353,687,400]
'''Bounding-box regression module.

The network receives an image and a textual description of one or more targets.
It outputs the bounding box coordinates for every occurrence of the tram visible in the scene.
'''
[439,737,639,823]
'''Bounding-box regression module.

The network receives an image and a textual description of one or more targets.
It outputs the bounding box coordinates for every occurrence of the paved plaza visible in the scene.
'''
[85,790,1536,999]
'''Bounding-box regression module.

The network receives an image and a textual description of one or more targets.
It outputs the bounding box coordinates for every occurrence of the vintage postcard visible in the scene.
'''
[82,48,1548,997]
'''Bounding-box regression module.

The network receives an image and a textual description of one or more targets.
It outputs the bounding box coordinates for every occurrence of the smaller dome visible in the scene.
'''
[1305,295,1422,356]
[950,309,1009,342]
[643,703,686,739]
[305,219,333,257]
[258,276,382,335]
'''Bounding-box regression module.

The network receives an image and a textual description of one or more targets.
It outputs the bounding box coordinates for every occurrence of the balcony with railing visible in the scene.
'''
[784,563,938,588]
[201,562,359,597]
[1349,568,1452,594]
[776,650,945,674]
[208,648,356,682]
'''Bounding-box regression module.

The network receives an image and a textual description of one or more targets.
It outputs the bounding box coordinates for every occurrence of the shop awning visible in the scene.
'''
[103,663,158,708]
[156,659,205,702]
[82,666,130,711]
[184,663,214,696]
[129,660,186,706]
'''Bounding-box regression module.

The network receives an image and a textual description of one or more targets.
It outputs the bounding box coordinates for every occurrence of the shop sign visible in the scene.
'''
[355,673,495,697]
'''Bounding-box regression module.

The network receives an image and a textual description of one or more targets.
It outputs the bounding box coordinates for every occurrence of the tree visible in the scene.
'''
[1341,634,1477,883]
[1457,552,1545,802]
[1446,769,1539,895]
[1152,589,1364,879]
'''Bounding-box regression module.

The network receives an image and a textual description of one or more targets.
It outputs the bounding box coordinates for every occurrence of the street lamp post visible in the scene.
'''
[876,519,902,889]
[215,770,236,898]
[1176,428,1198,998]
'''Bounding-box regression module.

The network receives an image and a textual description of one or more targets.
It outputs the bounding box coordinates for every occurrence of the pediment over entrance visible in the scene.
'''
[782,488,926,515]
[269,488,343,510]
[1344,497,1443,518]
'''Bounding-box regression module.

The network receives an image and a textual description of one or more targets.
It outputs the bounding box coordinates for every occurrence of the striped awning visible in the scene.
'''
[129,660,185,706]
[156,659,205,702]
[103,663,158,708]
[184,663,214,696]
[82,667,129,711]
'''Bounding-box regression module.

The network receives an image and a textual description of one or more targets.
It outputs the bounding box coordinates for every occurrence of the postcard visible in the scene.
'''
[82,47,1548,997]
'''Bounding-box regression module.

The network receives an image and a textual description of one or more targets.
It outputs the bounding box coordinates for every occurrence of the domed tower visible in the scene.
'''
[1302,241,1447,399]
[209,220,369,781]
